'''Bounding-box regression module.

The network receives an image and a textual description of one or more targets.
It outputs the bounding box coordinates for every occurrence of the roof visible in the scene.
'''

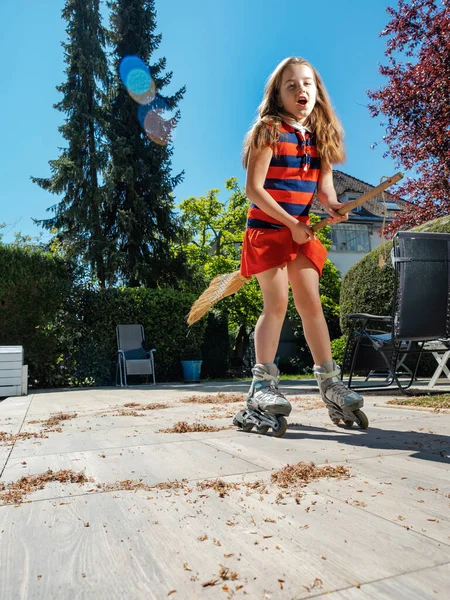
[311,170,407,218]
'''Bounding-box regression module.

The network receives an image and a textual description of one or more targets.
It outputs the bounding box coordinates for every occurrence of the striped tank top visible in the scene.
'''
[246,121,321,229]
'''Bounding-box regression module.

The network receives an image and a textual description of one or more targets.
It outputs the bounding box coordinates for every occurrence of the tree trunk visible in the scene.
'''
[233,324,249,359]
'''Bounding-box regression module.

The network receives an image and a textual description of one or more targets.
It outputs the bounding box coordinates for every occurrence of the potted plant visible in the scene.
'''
[180,344,203,382]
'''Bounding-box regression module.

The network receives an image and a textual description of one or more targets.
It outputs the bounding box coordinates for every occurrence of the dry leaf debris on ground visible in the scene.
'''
[289,396,325,410]
[159,421,232,433]
[181,393,245,405]
[181,392,326,410]
[0,461,350,506]
[271,462,350,503]
[271,462,350,489]
[0,430,50,445]
[96,403,170,417]
[0,392,329,448]
[387,394,450,410]
[204,410,236,420]
[27,412,78,428]
[0,472,192,505]
[303,577,323,592]
[0,412,78,446]
[0,469,91,505]
[202,564,239,588]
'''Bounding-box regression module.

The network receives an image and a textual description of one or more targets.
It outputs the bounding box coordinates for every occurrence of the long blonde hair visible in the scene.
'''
[242,57,345,169]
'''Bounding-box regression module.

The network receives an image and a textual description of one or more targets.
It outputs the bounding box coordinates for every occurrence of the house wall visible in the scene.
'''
[328,229,386,276]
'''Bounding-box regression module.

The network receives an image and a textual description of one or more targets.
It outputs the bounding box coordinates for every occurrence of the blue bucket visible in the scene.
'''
[181,360,203,382]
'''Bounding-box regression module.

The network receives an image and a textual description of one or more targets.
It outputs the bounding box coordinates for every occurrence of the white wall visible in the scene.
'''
[328,230,385,276]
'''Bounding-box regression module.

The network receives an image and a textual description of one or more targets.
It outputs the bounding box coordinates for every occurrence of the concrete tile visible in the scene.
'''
[1,384,450,598]
[312,452,450,544]
[204,426,412,472]
[313,563,450,599]
[1,439,262,502]
[1,484,449,600]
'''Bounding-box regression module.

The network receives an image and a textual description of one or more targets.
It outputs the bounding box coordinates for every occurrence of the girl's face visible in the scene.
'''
[278,64,317,124]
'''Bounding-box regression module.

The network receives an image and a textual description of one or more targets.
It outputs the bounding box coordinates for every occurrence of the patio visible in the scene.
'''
[1,381,449,599]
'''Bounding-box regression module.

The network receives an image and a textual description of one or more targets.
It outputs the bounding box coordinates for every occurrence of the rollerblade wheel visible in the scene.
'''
[256,426,270,435]
[271,416,287,438]
[241,420,254,433]
[354,409,369,430]
[331,417,341,425]
[343,419,354,429]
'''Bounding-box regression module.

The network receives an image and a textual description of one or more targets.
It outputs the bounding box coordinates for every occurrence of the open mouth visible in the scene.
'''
[296,97,308,106]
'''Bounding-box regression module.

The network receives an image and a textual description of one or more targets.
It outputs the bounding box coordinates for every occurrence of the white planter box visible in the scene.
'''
[0,346,27,397]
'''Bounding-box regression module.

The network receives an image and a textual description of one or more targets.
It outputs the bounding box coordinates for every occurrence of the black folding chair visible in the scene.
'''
[342,231,450,394]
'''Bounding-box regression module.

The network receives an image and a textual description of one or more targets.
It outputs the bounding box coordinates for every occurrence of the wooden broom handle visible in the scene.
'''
[311,172,404,233]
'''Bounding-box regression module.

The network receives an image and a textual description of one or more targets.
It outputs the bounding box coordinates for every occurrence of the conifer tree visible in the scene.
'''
[106,0,188,287]
[32,0,110,287]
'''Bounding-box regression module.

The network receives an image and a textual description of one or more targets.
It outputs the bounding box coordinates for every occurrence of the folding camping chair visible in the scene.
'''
[116,324,156,387]
[342,231,450,394]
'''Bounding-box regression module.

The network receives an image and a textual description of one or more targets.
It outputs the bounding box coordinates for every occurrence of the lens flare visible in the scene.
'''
[129,81,156,105]
[119,55,177,145]
[138,97,177,146]
[119,55,155,104]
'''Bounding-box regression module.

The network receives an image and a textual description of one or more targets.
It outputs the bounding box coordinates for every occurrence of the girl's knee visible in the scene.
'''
[263,296,288,319]
[294,296,323,319]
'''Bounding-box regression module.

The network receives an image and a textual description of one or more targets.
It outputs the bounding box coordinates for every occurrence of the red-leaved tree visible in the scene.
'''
[367,0,450,235]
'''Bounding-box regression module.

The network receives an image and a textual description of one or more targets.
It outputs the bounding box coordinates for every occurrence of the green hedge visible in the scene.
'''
[0,245,72,387]
[0,244,210,387]
[339,242,395,337]
[59,287,207,385]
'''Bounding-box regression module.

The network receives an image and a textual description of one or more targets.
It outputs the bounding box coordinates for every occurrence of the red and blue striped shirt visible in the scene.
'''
[246,121,321,229]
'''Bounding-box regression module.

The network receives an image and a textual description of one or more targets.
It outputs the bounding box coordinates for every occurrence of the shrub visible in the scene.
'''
[331,335,346,366]
[0,245,72,387]
[59,287,206,385]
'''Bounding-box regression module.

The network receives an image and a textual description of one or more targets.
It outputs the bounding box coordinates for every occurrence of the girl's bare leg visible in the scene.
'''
[287,252,331,365]
[240,264,291,417]
[254,265,289,363]
[288,252,364,415]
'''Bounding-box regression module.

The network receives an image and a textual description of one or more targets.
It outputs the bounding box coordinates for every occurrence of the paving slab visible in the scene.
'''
[313,563,450,599]
[2,437,264,503]
[0,446,10,472]
[7,404,241,459]
[312,452,450,544]
[1,485,450,600]
[0,396,30,427]
[1,384,450,599]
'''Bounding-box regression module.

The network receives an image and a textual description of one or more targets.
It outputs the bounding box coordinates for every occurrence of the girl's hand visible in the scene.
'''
[289,221,315,245]
[326,202,349,224]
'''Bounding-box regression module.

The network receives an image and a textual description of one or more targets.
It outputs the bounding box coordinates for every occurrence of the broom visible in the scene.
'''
[187,172,404,325]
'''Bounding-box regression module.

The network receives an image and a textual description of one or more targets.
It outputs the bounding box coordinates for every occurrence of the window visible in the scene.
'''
[340,193,362,213]
[330,223,371,252]
[384,201,400,211]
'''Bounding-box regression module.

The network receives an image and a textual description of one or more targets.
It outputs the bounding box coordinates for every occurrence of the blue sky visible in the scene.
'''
[0,0,398,243]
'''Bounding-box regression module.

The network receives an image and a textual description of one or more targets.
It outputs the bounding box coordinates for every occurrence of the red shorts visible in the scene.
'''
[240,219,327,278]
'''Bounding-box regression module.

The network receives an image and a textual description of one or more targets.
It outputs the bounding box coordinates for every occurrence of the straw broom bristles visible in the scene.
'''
[187,270,252,325]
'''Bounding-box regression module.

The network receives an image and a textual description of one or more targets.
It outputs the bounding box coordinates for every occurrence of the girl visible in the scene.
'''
[239,56,364,426]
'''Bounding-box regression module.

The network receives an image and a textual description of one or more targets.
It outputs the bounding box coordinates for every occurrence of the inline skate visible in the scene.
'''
[314,360,369,429]
[233,363,291,438]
